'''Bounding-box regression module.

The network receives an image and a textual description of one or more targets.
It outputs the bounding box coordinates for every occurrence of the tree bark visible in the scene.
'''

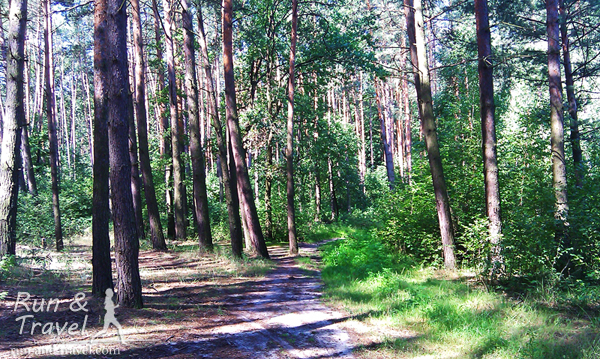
[475,0,503,274]
[128,84,144,241]
[132,0,167,250]
[547,0,570,271]
[401,28,412,182]
[92,0,114,295]
[222,0,269,259]
[0,0,27,257]
[197,5,243,258]
[162,0,187,240]
[96,0,143,307]
[44,0,63,251]
[375,80,395,189]
[286,0,299,255]
[405,0,456,269]
[559,1,583,188]
[182,0,213,252]
[152,0,175,239]
[20,124,36,195]
[265,130,274,241]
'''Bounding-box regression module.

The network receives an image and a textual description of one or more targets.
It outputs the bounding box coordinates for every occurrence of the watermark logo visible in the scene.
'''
[13,291,89,337]
[90,288,126,344]
[9,290,125,357]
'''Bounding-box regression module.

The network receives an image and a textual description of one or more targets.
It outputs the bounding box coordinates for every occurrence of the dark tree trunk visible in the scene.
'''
[44,0,63,251]
[20,124,37,195]
[152,0,175,239]
[183,0,213,252]
[128,91,144,240]
[375,80,395,189]
[286,0,299,255]
[328,157,338,221]
[264,130,274,241]
[132,0,167,250]
[405,0,456,269]
[163,0,187,240]
[547,0,570,272]
[0,0,27,257]
[97,0,143,307]
[222,0,269,259]
[92,0,114,295]
[475,0,503,275]
[198,5,243,257]
[560,1,583,188]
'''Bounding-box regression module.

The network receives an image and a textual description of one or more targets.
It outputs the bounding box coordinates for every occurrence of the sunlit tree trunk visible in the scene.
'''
[182,0,213,252]
[132,0,167,250]
[286,0,299,255]
[162,0,187,240]
[375,80,395,189]
[475,0,503,275]
[405,0,456,269]
[152,0,175,238]
[0,0,27,257]
[401,29,412,183]
[92,0,113,295]
[547,0,570,272]
[559,0,583,189]
[198,5,243,257]
[222,0,269,258]
[44,0,63,251]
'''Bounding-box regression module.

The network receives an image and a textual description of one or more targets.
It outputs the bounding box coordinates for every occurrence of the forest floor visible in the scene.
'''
[0,237,360,359]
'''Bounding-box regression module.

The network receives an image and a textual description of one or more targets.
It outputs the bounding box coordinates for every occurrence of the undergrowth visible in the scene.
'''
[319,226,600,358]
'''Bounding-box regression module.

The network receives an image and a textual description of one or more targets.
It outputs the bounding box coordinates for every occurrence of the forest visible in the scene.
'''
[1,0,600,357]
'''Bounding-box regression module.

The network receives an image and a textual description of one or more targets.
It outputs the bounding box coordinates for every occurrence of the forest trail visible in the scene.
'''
[0,241,356,359]
[208,242,354,359]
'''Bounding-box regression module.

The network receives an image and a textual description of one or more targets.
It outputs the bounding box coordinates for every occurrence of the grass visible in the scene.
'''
[318,227,600,358]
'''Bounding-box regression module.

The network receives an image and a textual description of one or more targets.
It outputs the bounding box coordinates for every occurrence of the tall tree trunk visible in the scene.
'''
[152,0,175,239]
[128,86,144,240]
[328,157,338,221]
[286,0,299,255]
[559,1,583,188]
[70,73,76,163]
[198,5,243,257]
[475,0,503,275]
[163,0,187,240]
[401,28,413,182]
[357,74,366,192]
[132,0,167,250]
[92,0,114,295]
[44,0,63,251]
[0,0,27,257]
[264,130,274,241]
[375,80,395,189]
[96,0,143,307]
[21,42,37,195]
[222,0,269,259]
[405,0,456,269]
[182,0,213,252]
[21,48,36,195]
[547,0,570,272]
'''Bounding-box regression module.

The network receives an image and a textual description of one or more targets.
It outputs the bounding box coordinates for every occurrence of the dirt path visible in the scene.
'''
[210,242,354,359]
[1,241,355,359]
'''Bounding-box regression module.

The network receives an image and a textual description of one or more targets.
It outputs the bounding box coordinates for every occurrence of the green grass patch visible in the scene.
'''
[319,229,600,358]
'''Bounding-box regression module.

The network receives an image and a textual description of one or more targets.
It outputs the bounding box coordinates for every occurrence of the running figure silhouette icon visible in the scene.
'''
[91,288,126,344]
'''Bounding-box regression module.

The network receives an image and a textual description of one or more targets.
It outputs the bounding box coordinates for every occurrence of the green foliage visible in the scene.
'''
[0,255,17,281]
[321,229,414,281]
[319,226,600,358]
